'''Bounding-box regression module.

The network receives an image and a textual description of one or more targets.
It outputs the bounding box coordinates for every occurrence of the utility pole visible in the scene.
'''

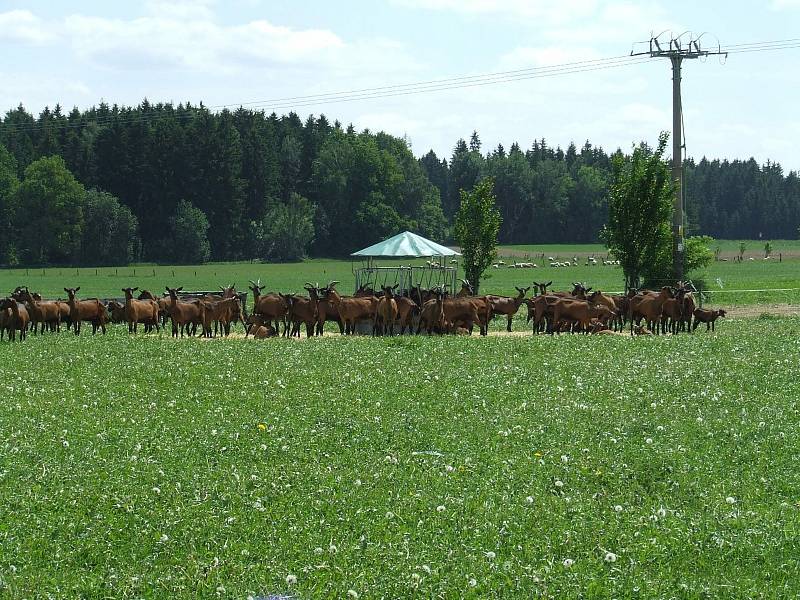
[632,33,726,282]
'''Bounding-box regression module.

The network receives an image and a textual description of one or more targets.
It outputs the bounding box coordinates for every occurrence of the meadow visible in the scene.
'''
[1,318,799,598]
[0,240,798,309]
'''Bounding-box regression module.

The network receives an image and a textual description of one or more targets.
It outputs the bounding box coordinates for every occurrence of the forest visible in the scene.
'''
[0,100,798,266]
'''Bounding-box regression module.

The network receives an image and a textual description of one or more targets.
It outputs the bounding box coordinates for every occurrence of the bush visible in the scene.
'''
[169,200,211,264]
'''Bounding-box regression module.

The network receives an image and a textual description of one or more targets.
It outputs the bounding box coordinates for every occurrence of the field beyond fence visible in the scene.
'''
[1,241,798,311]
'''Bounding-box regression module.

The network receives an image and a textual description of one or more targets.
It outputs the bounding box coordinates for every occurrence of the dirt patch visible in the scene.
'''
[723,304,800,319]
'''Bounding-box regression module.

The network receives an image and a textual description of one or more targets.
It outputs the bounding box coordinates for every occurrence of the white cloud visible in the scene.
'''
[0,10,57,44]
[771,0,800,8]
[499,46,602,70]
[392,0,599,24]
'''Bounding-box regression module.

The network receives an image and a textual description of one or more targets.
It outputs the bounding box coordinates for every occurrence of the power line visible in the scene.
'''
[1,37,799,133]
[1,55,650,132]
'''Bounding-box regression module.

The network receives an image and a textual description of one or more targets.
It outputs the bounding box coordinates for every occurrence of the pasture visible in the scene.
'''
[0,239,798,313]
[1,317,799,597]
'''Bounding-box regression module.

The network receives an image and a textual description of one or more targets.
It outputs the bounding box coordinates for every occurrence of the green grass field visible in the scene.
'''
[1,318,800,597]
[1,239,798,309]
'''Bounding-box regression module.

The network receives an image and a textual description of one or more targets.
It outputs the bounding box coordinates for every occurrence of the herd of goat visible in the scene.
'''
[0,279,727,342]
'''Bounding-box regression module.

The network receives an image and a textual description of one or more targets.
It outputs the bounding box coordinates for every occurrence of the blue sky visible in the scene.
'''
[2,0,799,168]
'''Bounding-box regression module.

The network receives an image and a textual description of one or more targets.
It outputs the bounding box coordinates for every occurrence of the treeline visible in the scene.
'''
[1,101,799,266]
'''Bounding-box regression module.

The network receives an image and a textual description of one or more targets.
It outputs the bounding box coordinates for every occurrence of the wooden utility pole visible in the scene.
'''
[632,33,726,281]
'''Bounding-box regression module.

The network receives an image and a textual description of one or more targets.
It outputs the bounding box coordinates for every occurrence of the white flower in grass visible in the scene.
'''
[62,440,69,448]
[485,551,496,560]
[159,534,169,543]
[645,437,653,445]
[726,496,737,504]
[526,496,535,504]
[468,578,477,588]
[152,487,161,495]
[604,551,617,563]
[421,564,431,574]
[328,543,337,554]
[614,505,623,513]
[561,455,569,463]
[554,480,564,489]
[437,505,446,513]
[563,558,574,568]
[347,590,359,599]
[657,506,667,518]
[286,574,297,585]
[386,511,395,519]
[314,547,324,555]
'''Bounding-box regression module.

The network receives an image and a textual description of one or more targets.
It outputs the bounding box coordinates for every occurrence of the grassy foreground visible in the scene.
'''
[1,318,800,598]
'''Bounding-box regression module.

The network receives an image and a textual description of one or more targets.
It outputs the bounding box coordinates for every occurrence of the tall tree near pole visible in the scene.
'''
[454,177,501,295]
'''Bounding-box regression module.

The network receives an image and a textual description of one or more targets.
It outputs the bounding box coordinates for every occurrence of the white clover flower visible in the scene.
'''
[604,551,617,563]
[62,440,69,448]
[645,438,653,445]
[468,578,477,588]
[216,585,225,594]
[436,505,446,513]
[656,425,664,432]
[554,480,564,489]
[657,506,667,518]
[386,511,395,519]
[526,496,534,504]
[614,505,623,513]
[347,590,359,599]
[485,551,496,560]
[152,487,161,495]
[411,573,421,584]
[726,496,737,504]
[561,455,569,463]
[286,574,297,585]
[354,479,362,486]
[159,534,169,543]
[329,543,337,554]
[314,547,324,555]
[563,558,574,568]
[445,465,454,472]
[421,564,431,574]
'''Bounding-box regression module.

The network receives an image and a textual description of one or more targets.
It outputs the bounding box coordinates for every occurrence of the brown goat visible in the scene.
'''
[442,297,484,335]
[416,290,445,334]
[693,308,726,332]
[280,293,317,338]
[305,283,344,336]
[165,287,204,337]
[122,287,160,334]
[106,300,126,323]
[249,280,289,334]
[629,287,674,334]
[18,288,61,334]
[453,279,492,335]
[394,296,418,334]
[374,285,399,335]
[551,298,615,333]
[1,298,29,341]
[64,287,107,335]
[487,286,529,332]
[200,297,242,337]
[322,281,378,335]
[245,314,278,338]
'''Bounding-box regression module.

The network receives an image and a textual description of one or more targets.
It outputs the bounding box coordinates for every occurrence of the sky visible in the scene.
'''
[2,0,799,169]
